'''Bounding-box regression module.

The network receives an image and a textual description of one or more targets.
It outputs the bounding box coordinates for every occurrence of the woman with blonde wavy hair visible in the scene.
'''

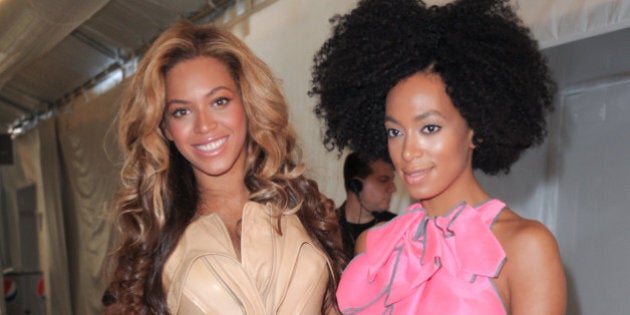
[103,21,344,314]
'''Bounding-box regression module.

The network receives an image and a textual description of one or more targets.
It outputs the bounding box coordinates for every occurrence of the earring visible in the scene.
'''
[474,137,484,146]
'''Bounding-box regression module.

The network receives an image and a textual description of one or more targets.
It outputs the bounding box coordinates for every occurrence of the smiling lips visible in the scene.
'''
[194,136,227,153]
[402,167,431,185]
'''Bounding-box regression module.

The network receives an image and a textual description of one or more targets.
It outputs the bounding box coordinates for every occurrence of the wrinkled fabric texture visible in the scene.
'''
[163,202,333,315]
[337,199,508,315]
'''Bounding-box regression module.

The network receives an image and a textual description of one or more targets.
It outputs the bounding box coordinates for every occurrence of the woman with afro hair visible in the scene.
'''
[310,0,566,314]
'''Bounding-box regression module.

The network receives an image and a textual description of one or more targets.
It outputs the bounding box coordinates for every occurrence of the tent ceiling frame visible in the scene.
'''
[1,0,237,135]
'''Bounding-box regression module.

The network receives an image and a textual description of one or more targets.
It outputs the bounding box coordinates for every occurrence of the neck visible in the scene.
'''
[421,173,489,216]
[194,158,249,218]
[199,185,250,213]
[344,195,375,224]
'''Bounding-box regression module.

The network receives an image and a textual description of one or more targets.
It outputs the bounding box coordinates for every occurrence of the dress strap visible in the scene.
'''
[476,199,506,227]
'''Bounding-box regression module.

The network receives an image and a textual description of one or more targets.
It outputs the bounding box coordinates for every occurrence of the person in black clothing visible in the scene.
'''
[337,152,397,258]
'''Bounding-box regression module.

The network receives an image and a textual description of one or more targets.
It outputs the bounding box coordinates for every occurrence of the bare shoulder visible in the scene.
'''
[493,208,566,315]
[493,208,561,277]
[493,208,557,252]
[354,229,368,256]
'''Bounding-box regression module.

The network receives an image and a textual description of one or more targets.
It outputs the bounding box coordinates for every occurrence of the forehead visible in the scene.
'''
[385,72,459,118]
[369,160,394,176]
[165,56,235,90]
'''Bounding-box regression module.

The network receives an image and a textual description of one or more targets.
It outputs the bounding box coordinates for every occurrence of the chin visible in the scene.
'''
[408,190,433,202]
[195,162,233,177]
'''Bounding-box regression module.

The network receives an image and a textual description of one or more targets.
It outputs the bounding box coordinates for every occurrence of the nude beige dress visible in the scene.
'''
[163,201,334,314]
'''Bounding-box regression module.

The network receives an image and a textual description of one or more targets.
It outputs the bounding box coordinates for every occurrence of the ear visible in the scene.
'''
[467,128,477,149]
[348,178,364,196]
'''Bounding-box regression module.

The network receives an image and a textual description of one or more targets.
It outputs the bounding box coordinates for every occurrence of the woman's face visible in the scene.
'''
[163,56,248,180]
[384,72,475,205]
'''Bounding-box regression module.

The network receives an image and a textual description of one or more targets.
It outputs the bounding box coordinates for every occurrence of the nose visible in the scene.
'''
[401,132,422,162]
[194,111,216,134]
[387,181,396,193]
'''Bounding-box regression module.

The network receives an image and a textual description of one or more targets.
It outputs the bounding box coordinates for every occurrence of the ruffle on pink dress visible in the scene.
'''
[337,199,508,315]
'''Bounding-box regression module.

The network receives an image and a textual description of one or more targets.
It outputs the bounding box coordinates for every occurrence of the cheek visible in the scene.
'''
[164,121,188,141]
[424,139,443,155]
[163,125,173,141]
[453,130,474,154]
[428,131,468,158]
[238,110,248,132]
[164,119,193,145]
[234,112,248,140]
[387,139,403,165]
[230,103,248,131]
[163,122,178,141]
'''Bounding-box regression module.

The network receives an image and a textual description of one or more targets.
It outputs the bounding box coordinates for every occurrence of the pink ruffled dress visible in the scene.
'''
[336,199,508,315]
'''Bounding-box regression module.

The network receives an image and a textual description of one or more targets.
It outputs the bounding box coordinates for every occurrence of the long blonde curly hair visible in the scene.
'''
[104,21,344,314]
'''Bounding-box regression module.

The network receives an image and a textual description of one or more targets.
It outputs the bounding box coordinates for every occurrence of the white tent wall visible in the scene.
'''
[545,28,630,314]
[226,0,413,213]
[54,79,124,314]
[477,26,630,314]
[36,118,74,315]
[228,0,630,212]
[1,0,630,313]
[1,71,124,314]
[521,0,630,49]
[227,0,418,215]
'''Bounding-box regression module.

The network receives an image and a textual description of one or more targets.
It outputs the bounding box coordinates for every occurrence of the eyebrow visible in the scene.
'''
[385,110,443,124]
[165,86,231,107]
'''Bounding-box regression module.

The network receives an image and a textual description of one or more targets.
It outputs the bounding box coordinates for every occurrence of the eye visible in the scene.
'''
[421,124,441,134]
[386,128,401,138]
[170,108,189,117]
[212,97,229,107]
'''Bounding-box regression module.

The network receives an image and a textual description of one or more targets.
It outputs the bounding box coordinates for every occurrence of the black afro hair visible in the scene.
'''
[310,0,556,175]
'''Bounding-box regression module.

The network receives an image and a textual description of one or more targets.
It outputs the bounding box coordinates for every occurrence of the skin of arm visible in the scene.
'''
[494,209,567,315]
[354,230,368,256]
